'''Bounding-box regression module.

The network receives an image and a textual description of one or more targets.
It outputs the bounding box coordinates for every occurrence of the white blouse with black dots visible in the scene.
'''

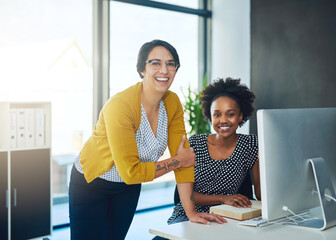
[167,133,258,224]
[75,100,168,182]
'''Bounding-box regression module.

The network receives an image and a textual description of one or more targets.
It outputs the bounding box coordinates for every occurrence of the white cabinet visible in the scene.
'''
[0,102,51,240]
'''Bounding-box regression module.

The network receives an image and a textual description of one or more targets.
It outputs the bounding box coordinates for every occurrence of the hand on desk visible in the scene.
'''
[220,194,251,208]
[188,211,227,225]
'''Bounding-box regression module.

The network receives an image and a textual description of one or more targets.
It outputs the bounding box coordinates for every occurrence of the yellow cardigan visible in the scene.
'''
[80,82,195,184]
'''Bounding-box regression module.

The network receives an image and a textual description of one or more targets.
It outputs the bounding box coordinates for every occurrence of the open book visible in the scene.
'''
[209,200,262,221]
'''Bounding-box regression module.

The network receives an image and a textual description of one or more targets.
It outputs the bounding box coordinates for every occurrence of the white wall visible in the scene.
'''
[211,0,251,134]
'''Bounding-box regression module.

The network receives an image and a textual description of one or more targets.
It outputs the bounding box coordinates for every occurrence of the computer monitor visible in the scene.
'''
[257,108,336,229]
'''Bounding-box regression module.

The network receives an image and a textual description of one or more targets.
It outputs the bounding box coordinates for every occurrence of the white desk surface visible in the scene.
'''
[149,218,336,240]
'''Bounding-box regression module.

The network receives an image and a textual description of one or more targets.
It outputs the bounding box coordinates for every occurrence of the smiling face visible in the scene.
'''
[141,46,177,95]
[210,96,243,139]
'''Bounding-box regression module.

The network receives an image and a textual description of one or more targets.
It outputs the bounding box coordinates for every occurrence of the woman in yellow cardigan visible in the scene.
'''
[68,40,226,240]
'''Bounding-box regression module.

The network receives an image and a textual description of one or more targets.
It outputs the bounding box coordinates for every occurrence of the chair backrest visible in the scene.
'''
[173,170,253,205]
[237,170,253,199]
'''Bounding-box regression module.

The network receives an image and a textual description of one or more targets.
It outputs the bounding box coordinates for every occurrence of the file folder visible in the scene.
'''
[10,108,17,149]
[17,108,26,148]
[25,108,35,147]
[35,108,45,147]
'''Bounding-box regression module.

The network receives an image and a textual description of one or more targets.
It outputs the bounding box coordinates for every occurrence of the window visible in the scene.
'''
[100,0,211,184]
[0,0,211,227]
[0,0,93,199]
[109,1,199,101]
[107,0,210,183]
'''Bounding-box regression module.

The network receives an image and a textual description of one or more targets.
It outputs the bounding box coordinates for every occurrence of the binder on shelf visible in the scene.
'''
[17,108,26,148]
[35,108,45,147]
[25,108,35,147]
[10,108,17,149]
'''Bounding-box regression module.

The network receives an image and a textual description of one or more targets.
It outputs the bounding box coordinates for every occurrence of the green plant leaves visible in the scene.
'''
[181,84,211,136]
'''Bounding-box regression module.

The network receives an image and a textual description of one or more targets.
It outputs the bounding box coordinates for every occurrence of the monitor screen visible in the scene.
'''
[257,108,336,221]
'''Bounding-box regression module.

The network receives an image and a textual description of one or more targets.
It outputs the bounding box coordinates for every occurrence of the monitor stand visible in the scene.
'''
[285,157,336,230]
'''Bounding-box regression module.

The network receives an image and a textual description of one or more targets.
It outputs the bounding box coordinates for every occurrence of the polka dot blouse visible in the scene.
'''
[75,100,168,182]
[167,133,258,224]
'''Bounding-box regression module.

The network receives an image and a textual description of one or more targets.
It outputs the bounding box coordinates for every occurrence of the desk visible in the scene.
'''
[149,218,336,240]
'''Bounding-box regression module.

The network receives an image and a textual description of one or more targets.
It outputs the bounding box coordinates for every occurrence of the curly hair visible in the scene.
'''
[199,77,256,127]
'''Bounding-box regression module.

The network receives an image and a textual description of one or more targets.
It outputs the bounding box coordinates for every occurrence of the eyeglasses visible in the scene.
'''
[145,59,179,71]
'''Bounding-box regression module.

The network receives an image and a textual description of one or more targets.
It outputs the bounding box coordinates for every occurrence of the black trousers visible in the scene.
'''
[69,166,141,240]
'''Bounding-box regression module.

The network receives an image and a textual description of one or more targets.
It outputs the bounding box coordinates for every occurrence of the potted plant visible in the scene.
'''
[181,76,211,136]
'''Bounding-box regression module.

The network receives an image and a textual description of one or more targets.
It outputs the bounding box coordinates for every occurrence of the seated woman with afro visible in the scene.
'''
[167,77,260,224]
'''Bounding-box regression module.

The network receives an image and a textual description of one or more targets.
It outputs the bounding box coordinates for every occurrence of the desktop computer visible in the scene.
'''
[257,108,336,230]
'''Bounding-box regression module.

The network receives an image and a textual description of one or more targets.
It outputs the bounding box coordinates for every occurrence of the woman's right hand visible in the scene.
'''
[187,211,227,225]
[220,194,252,208]
[175,135,196,168]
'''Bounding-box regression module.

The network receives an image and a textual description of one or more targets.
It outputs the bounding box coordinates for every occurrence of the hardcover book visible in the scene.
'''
[209,200,262,221]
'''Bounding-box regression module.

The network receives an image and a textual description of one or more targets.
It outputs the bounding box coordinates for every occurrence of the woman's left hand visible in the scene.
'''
[187,211,227,225]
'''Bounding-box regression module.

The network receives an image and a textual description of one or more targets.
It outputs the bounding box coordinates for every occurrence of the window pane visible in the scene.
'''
[109,2,198,101]
[0,0,93,198]
[150,0,199,9]
[109,2,199,183]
